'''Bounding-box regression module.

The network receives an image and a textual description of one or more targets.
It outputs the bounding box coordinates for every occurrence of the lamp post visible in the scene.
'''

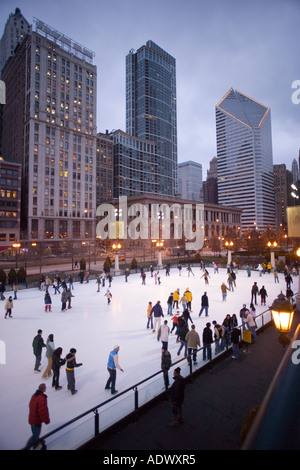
[225,241,234,266]
[12,243,21,269]
[267,241,277,269]
[112,243,121,274]
[271,292,295,346]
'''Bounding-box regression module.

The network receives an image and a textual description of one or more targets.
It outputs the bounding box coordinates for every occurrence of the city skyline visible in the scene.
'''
[0,0,299,178]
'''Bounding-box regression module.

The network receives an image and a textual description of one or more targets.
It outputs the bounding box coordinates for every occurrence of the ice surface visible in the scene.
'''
[0,265,288,449]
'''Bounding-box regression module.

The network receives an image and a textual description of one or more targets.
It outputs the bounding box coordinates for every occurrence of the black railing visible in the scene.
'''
[21,305,273,450]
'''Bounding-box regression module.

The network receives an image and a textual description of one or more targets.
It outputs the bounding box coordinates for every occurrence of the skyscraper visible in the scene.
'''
[1,17,97,244]
[216,88,275,231]
[178,161,202,201]
[0,8,31,76]
[126,40,177,196]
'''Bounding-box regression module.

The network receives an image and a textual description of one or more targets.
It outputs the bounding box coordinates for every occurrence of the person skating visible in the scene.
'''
[25,383,50,450]
[42,334,55,379]
[221,282,230,301]
[251,282,259,305]
[199,291,209,317]
[167,292,173,315]
[173,289,180,309]
[105,345,124,394]
[4,296,13,318]
[146,301,153,329]
[185,324,200,366]
[151,300,164,333]
[105,289,112,304]
[259,285,268,306]
[65,348,83,395]
[51,347,65,390]
[184,288,193,311]
[32,329,46,372]
[161,346,172,391]
[157,320,170,350]
[202,322,213,361]
[61,289,68,311]
[44,291,52,312]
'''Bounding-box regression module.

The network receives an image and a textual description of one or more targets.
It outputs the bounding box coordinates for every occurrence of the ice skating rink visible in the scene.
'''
[0,265,288,449]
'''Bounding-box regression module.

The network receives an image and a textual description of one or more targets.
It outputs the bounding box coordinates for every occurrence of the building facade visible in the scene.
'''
[216,88,275,231]
[0,159,21,250]
[112,129,157,198]
[96,131,114,204]
[1,19,97,245]
[178,161,202,202]
[126,41,177,196]
[274,164,293,231]
[0,8,31,76]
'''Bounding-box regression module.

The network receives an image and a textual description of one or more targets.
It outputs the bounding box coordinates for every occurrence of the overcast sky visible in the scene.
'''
[1,0,299,177]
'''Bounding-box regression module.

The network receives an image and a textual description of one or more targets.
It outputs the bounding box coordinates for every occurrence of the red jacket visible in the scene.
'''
[28,390,50,426]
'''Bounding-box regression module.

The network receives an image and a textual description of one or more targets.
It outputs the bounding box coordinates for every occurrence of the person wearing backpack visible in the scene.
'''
[161,347,172,391]
[212,320,225,354]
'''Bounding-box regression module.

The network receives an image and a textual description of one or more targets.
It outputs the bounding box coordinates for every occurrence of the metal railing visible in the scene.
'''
[21,305,274,450]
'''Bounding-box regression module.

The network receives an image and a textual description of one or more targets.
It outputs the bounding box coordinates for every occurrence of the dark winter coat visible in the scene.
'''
[151,303,164,318]
[28,390,50,426]
[51,350,66,372]
[161,350,171,371]
[201,294,209,307]
[231,327,241,345]
[171,374,185,405]
[32,334,46,355]
[202,326,213,344]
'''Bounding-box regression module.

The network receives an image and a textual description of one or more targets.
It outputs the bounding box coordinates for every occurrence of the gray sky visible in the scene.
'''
[1,0,299,177]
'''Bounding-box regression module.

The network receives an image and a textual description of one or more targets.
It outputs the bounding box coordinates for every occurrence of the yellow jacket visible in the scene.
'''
[184,289,192,302]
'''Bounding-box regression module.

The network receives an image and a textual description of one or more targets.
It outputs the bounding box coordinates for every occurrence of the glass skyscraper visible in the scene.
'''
[126,41,177,196]
[216,88,275,231]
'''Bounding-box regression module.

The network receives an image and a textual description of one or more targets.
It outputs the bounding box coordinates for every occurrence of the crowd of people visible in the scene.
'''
[2,259,298,448]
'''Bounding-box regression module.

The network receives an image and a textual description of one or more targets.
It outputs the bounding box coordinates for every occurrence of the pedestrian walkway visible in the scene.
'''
[81,322,287,451]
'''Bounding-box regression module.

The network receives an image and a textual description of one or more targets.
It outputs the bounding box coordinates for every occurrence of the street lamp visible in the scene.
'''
[225,240,234,266]
[271,292,295,346]
[267,241,277,269]
[112,243,122,273]
[12,243,21,269]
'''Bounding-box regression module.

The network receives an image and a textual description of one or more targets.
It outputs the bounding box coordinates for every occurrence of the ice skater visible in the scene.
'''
[4,296,13,318]
[44,291,52,312]
[65,348,83,395]
[105,345,124,395]
[105,289,112,304]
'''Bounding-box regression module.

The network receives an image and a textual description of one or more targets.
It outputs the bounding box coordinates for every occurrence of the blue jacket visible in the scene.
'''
[151,303,164,318]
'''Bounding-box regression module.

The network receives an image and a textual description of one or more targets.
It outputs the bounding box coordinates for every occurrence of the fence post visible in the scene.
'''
[94,409,99,437]
[134,386,139,411]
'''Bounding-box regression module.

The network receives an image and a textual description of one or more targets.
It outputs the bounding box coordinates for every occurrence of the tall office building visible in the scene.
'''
[112,129,157,198]
[178,161,202,201]
[273,164,293,230]
[1,17,97,244]
[0,8,31,76]
[216,88,275,231]
[126,40,177,196]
